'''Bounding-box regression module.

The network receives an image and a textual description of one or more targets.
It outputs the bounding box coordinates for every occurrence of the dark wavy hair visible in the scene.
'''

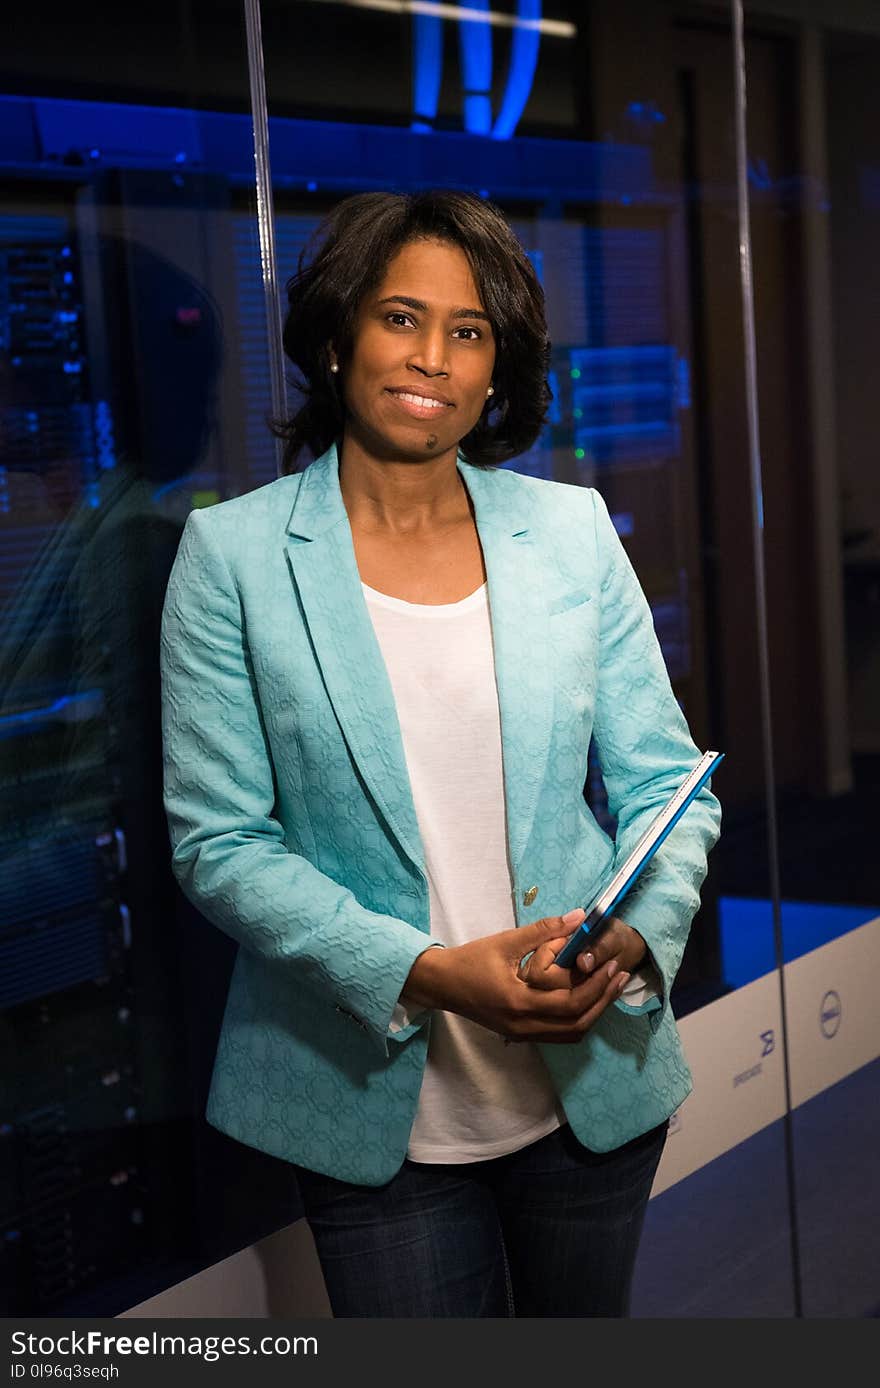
[272,189,552,473]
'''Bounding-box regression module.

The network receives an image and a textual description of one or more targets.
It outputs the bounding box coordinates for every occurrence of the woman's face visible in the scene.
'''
[338,237,497,463]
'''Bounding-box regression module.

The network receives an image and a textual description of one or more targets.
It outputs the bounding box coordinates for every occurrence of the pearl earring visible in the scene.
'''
[330,362,339,374]
[487,385,494,397]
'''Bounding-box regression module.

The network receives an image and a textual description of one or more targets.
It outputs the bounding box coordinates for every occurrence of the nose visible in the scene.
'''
[407,324,449,377]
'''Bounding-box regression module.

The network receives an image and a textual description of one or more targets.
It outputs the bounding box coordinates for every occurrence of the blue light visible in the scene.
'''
[718,897,879,988]
[411,3,541,140]
[625,100,666,125]
[412,13,443,130]
[458,0,492,135]
[0,692,99,737]
[464,94,492,134]
[492,0,542,140]
[677,356,692,409]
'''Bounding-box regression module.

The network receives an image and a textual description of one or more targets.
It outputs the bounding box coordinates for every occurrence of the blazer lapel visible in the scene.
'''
[457,458,554,875]
[283,444,555,885]
[284,445,426,875]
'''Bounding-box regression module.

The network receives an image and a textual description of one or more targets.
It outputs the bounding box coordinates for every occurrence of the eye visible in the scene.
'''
[385,311,415,327]
[454,326,483,340]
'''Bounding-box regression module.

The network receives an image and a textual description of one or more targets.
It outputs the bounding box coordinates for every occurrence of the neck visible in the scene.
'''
[338,434,470,536]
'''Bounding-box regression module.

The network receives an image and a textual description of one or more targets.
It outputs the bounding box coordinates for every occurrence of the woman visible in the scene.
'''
[160,189,721,1317]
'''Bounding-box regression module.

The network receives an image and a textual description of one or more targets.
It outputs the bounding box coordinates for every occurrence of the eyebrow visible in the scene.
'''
[377,294,492,323]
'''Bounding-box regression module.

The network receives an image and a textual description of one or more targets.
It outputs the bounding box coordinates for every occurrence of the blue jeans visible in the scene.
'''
[293,1118,668,1317]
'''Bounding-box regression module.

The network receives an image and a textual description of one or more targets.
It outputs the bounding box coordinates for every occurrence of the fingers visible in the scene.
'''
[575,916,646,977]
[507,963,630,1044]
[514,908,586,980]
[515,907,585,952]
[515,958,626,1026]
[518,939,579,990]
[466,909,630,1042]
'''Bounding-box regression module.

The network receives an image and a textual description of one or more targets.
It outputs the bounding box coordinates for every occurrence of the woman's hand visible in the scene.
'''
[573,914,648,980]
[520,914,648,991]
[402,911,632,1044]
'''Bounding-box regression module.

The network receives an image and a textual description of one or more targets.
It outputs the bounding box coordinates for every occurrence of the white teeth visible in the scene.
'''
[392,391,447,409]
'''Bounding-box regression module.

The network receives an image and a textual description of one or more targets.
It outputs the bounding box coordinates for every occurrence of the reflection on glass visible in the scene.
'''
[0,7,300,1319]
[747,6,880,1320]
[0,225,218,1305]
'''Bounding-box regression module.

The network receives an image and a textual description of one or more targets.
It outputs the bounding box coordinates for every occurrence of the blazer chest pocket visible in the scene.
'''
[548,589,593,616]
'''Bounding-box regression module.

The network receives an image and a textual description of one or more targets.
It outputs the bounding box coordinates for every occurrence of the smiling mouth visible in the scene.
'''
[385,388,454,417]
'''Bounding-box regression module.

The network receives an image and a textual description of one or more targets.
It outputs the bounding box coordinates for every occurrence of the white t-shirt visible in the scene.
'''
[363,579,656,1163]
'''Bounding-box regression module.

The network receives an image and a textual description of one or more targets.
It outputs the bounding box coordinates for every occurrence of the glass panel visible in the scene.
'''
[0,1,300,1317]
[586,4,794,1316]
[743,0,880,1319]
[254,0,793,1316]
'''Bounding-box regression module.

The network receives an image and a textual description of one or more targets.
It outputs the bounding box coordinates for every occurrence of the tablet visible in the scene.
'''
[553,749,724,970]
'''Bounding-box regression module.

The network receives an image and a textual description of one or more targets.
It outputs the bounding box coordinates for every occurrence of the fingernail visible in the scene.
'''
[562,908,585,926]
[607,959,619,978]
[617,972,631,992]
[580,952,595,973]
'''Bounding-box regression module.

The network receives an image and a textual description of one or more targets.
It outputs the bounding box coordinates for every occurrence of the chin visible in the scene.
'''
[380,427,459,457]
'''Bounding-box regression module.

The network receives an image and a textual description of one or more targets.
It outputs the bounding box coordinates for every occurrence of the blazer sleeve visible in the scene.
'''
[159,507,438,1059]
[589,489,722,1023]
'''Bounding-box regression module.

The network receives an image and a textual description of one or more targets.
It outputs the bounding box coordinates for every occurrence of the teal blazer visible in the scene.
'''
[160,442,721,1184]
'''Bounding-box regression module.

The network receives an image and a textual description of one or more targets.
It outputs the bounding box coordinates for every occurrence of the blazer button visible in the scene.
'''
[522,885,538,906]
